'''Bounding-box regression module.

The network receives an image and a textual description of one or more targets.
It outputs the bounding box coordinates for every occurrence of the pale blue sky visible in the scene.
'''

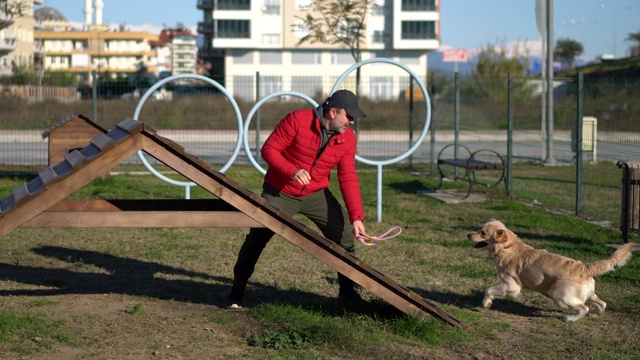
[38,0,639,60]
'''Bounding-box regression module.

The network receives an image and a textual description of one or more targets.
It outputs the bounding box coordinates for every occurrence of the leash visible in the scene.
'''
[357,226,403,246]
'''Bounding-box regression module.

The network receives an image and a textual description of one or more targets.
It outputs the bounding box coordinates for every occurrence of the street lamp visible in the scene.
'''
[600,3,634,57]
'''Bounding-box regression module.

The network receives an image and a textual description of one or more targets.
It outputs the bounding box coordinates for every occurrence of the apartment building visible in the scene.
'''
[0,0,42,76]
[34,5,159,85]
[196,0,440,101]
[158,27,198,76]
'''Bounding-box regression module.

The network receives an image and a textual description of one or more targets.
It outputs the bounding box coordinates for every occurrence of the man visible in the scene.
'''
[226,89,367,309]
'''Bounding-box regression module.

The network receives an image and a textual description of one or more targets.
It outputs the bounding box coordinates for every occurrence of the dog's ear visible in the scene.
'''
[494,229,508,243]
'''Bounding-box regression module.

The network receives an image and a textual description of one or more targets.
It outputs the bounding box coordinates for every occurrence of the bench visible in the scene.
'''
[436,144,506,199]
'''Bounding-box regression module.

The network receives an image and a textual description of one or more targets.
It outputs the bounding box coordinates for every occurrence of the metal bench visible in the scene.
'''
[436,144,506,199]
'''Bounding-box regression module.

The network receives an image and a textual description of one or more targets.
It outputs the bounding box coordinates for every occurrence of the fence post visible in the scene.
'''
[255,71,261,163]
[618,161,640,243]
[92,70,98,123]
[506,74,513,195]
[429,72,436,174]
[575,73,584,215]
[453,72,460,178]
[408,76,414,168]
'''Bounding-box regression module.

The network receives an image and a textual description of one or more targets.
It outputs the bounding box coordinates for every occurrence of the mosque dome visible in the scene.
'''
[35,7,68,22]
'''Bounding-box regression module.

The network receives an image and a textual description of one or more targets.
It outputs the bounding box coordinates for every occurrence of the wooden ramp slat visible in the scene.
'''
[0,194,15,215]
[90,133,116,152]
[64,150,88,170]
[12,184,31,207]
[116,118,144,134]
[38,167,58,187]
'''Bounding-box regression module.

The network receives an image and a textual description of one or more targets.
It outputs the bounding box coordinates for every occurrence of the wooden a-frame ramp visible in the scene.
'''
[0,117,469,329]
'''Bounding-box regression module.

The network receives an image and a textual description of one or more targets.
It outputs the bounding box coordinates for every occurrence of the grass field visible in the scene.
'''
[0,167,638,359]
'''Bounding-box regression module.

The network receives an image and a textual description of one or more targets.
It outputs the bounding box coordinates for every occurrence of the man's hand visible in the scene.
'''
[352,220,365,239]
[291,169,311,185]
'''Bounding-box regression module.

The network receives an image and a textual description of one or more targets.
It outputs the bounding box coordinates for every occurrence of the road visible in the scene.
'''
[1,130,638,167]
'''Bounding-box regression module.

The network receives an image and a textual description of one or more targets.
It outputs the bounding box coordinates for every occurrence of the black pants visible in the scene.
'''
[228,183,356,304]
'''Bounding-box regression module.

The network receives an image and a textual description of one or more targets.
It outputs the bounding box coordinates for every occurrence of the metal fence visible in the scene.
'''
[0,72,639,236]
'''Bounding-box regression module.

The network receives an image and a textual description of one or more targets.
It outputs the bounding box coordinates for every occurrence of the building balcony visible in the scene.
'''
[197,0,213,10]
[197,21,214,36]
[0,13,15,31]
[198,47,224,60]
[0,36,16,54]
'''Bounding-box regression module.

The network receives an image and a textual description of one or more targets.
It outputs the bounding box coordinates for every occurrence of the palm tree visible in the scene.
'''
[626,31,640,57]
[554,38,583,69]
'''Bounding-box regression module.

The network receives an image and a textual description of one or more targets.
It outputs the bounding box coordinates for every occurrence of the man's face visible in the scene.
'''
[328,108,355,134]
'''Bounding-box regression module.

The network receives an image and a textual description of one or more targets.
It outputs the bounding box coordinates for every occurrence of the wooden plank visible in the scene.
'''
[0,195,15,215]
[79,144,102,161]
[45,199,240,212]
[64,150,88,169]
[90,133,116,152]
[105,127,131,143]
[20,211,263,228]
[38,167,58,187]
[51,159,74,179]
[26,176,46,197]
[12,184,30,207]
[116,118,143,134]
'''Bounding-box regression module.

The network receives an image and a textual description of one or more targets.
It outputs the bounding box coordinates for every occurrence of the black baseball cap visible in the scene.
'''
[325,89,367,118]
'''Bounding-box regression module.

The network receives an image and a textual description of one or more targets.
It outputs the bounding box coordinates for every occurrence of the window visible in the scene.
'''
[262,0,279,14]
[291,76,322,95]
[232,50,254,64]
[260,75,282,96]
[261,33,280,44]
[372,30,386,43]
[216,20,251,38]
[331,51,352,65]
[259,51,282,64]
[291,51,321,64]
[401,21,435,40]
[370,76,393,100]
[217,0,250,10]
[293,19,310,38]
[401,0,436,11]
[234,75,254,102]
[296,0,313,9]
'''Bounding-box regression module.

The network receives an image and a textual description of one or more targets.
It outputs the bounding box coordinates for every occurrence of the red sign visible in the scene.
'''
[442,49,469,62]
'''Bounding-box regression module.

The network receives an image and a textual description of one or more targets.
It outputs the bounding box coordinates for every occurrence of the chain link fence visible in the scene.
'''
[0,72,638,237]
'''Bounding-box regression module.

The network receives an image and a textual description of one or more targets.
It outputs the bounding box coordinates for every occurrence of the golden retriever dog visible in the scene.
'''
[467,219,634,322]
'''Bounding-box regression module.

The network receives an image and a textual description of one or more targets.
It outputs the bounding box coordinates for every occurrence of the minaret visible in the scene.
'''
[94,0,104,25]
[84,0,93,25]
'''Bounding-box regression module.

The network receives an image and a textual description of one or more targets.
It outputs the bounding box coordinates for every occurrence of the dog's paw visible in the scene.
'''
[482,298,493,309]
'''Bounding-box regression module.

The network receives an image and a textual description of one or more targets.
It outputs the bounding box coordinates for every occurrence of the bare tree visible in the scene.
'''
[294,0,376,105]
[0,0,31,29]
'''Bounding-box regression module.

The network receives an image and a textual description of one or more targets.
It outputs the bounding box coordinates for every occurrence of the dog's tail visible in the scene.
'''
[584,243,635,277]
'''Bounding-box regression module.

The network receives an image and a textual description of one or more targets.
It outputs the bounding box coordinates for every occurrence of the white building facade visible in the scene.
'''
[197,0,440,101]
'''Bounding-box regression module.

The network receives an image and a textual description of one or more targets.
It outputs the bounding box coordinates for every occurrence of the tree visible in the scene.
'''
[626,31,640,57]
[294,0,375,103]
[554,38,583,69]
[0,0,30,29]
[462,42,534,104]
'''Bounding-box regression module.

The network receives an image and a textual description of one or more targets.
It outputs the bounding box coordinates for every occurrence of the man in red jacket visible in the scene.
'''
[226,89,367,309]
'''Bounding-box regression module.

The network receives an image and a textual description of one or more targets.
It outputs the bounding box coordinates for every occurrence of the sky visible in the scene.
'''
[37,0,640,61]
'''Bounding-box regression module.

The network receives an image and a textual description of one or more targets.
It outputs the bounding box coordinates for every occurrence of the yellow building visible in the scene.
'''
[34,6,158,85]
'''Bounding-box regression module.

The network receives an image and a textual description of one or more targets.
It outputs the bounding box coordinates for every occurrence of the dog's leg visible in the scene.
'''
[558,302,590,322]
[588,294,607,316]
[483,280,521,309]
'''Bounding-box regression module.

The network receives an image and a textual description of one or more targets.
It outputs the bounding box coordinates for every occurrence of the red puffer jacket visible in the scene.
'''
[262,108,364,224]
